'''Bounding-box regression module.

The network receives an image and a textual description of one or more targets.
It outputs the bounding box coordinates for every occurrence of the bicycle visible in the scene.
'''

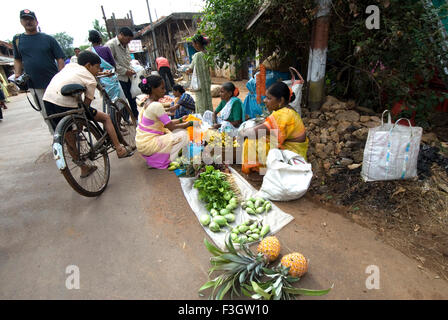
[49,74,137,197]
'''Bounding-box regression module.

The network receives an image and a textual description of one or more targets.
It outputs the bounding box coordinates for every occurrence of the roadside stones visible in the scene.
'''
[303,95,385,178]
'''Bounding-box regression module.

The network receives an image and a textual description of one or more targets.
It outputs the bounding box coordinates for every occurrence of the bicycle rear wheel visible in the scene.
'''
[53,115,111,197]
[110,98,137,149]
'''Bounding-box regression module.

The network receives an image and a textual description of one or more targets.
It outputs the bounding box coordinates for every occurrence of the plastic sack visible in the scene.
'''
[243,77,263,120]
[130,64,146,98]
[361,110,422,182]
[190,66,200,91]
[282,67,304,116]
[258,149,313,201]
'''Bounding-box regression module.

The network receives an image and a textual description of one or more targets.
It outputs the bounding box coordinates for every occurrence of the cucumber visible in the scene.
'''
[209,222,221,233]
[200,214,211,226]
[224,214,236,223]
[213,216,228,227]
[246,207,256,215]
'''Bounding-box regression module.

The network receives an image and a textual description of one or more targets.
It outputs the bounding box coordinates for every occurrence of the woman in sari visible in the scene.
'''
[203,82,243,136]
[187,35,213,114]
[239,82,309,179]
[136,75,193,169]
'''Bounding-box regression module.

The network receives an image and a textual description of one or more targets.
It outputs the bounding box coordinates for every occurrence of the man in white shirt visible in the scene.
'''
[43,51,133,177]
[70,48,81,64]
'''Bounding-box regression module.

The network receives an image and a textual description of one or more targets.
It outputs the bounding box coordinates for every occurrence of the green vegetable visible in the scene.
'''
[209,222,221,232]
[253,228,260,234]
[248,197,256,203]
[249,223,257,231]
[224,214,236,223]
[265,202,272,212]
[241,201,247,209]
[220,209,230,216]
[200,214,211,226]
[238,225,249,233]
[213,216,228,227]
[210,209,219,217]
[232,228,240,234]
[260,224,270,237]
[250,233,260,240]
[240,235,248,243]
[255,199,263,209]
[223,192,233,201]
[230,233,238,241]
[246,201,254,208]
[246,207,256,215]
[248,236,255,242]
[226,204,234,211]
[256,207,265,214]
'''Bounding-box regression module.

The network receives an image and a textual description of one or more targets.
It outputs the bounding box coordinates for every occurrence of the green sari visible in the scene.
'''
[191,51,213,114]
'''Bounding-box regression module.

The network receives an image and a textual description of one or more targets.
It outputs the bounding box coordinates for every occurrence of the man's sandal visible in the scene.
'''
[117,146,135,159]
[80,165,98,179]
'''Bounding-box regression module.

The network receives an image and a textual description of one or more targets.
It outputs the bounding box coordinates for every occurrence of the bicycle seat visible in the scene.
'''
[61,84,86,96]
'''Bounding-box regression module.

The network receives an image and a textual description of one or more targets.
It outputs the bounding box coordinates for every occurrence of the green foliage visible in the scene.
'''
[52,32,74,58]
[199,0,448,126]
[92,19,109,42]
[326,0,448,126]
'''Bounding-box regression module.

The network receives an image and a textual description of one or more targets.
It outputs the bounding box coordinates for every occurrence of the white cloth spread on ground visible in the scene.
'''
[179,167,294,250]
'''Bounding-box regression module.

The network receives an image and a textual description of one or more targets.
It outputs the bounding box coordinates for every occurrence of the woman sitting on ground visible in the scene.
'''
[203,82,243,136]
[135,75,194,169]
[168,84,195,119]
[239,81,308,179]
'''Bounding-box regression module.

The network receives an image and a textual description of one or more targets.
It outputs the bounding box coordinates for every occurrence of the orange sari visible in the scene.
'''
[242,107,309,174]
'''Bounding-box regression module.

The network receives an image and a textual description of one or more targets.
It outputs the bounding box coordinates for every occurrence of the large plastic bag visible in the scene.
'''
[282,67,304,116]
[361,110,422,182]
[258,149,313,201]
[130,64,146,98]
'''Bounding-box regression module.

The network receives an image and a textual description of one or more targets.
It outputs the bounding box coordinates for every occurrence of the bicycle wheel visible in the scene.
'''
[110,98,137,149]
[53,115,111,197]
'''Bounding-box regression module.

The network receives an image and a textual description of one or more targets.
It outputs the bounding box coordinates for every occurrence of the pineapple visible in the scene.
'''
[257,236,281,262]
[199,236,269,300]
[280,252,308,277]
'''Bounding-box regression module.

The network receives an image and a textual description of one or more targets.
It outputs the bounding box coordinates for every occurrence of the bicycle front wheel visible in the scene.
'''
[110,98,137,149]
[53,115,111,197]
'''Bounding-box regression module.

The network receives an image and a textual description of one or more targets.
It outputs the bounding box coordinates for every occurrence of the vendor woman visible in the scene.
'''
[136,75,194,169]
[204,82,243,136]
[239,81,308,178]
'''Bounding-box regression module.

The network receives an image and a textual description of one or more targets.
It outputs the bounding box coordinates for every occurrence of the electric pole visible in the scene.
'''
[146,0,159,68]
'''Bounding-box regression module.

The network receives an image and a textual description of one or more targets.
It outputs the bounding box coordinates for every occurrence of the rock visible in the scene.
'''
[363,121,379,128]
[328,120,338,126]
[421,132,439,144]
[309,133,320,144]
[308,119,321,125]
[311,111,321,119]
[317,151,327,159]
[360,116,370,122]
[324,112,336,119]
[353,150,364,163]
[346,100,356,109]
[345,140,362,149]
[315,143,325,153]
[323,161,332,170]
[210,85,222,97]
[352,128,369,140]
[331,132,340,143]
[370,116,381,122]
[335,110,361,122]
[329,168,341,176]
[330,103,347,111]
[337,121,352,135]
[348,163,363,170]
[335,143,343,156]
[308,123,316,130]
[323,142,335,155]
[355,106,376,115]
[340,158,354,166]
[343,133,352,141]
[328,127,335,133]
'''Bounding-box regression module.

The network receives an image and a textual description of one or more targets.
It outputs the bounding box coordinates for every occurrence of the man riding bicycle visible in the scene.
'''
[43,50,134,178]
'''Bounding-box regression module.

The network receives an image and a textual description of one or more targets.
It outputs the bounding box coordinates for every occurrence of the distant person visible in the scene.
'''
[169,84,195,118]
[105,27,138,118]
[70,48,81,64]
[187,34,212,115]
[156,56,175,94]
[87,29,125,104]
[12,9,65,133]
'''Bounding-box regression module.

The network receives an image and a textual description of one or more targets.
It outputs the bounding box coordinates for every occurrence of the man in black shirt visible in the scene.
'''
[13,9,66,133]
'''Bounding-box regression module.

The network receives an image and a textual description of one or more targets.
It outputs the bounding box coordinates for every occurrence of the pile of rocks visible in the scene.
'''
[301,96,382,178]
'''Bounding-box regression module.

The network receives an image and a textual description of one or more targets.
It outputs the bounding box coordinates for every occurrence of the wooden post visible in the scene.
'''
[101,5,112,40]
[112,13,119,37]
[307,0,331,111]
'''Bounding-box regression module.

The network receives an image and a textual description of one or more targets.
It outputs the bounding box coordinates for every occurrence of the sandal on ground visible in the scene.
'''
[80,165,98,179]
[117,146,135,159]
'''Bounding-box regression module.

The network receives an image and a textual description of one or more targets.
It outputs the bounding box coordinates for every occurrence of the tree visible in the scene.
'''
[52,32,74,58]
[92,19,109,41]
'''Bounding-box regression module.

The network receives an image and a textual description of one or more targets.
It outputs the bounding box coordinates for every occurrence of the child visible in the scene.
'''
[43,50,133,178]
[169,84,195,119]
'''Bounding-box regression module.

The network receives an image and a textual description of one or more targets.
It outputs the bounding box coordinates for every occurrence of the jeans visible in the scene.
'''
[159,67,175,94]
[119,79,139,119]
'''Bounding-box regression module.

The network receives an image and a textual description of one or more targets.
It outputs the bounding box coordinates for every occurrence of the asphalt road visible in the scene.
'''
[1,93,447,300]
